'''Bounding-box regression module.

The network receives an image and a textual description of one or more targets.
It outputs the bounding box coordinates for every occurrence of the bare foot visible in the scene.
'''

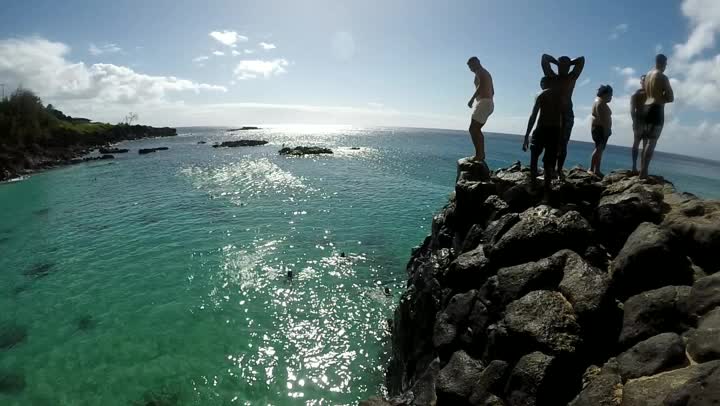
[631,168,639,176]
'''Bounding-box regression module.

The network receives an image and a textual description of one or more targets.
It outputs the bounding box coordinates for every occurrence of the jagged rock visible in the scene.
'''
[619,286,693,348]
[583,244,611,270]
[610,222,692,300]
[492,255,565,307]
[212,140,268,148]
[479,195,511,228]
[477,394,506,405]
[485,206,594,267]
[433,312,458,349]
[482,213,520,247]
[504,351,555,406]
[688,272,720,317]
[359,397,393,406]
[568,371,622,406]
[455,180,499,231]
[468,360,510,405]
[501,290,581,356]
[462,224,485,253]
[444,247,493,290]
[501,183,544,213]
[465,299,490,349]
[611,332,688,381]
[558,250,611,320]
[279,146,333,155]
[437,350,485,403]
[430,203,456,250]
[662,196,720,272]
[395,357,441,406]
[558,168,604,208]
[664,361,720,405]
[687,307,720,363]
[457,157,492,182]
[595,180,665,253]
[621,360,720,406]
[433,290,477,349]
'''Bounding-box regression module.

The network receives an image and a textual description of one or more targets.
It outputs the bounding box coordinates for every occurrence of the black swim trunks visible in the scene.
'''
[642,104,664,140]
[531,126,562,165]
[561,108,574,144]
[592,126,610,148]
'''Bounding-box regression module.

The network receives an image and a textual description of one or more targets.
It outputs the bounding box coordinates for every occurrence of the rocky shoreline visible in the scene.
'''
[0,125,176,182]
[365,159,720,405]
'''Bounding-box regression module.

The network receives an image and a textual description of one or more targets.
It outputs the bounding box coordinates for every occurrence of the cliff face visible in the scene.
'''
[375,160,720,406]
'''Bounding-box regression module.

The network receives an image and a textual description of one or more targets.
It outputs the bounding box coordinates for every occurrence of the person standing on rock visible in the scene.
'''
[589,85,613,177]
[630,75,647,174]
[466,56,495,162]
[523,76,562,198]
[541,54,585,180]
[640,54,674,179]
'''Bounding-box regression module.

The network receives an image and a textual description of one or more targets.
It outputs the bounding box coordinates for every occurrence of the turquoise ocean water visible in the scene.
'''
[1,127,719,406]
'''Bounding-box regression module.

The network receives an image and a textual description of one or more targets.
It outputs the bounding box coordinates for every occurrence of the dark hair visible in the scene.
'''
[467,56,480,65]
[656,54,667,64]
[640,74,647,80]
[597,84,613,97]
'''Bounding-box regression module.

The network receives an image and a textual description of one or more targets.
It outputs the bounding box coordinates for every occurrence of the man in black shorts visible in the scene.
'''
[640,54,674,178]
[523,76,562,198]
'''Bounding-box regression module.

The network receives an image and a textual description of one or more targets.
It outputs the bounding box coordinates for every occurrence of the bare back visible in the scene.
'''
[474,67,494,101]
[644,69,673,105]
[536,89,562,128]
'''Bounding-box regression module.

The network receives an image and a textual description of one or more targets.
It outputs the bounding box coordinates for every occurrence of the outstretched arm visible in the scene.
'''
[524,98,541,151]
[542,54,558,78]
[569,56,585,79]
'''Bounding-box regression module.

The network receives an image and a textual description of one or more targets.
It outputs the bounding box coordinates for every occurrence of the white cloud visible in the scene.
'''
[367,102,384,108]
[578,78,591,88]
[209,30,248,48]
[233,59,289,80]
[244,49,255,54]
[89,42,122,56]
[609,23,629,40]
[613,66,636,76]
[231,50,241,56]
[259,42,277,50]
[212,51,225,56]
[0,37,226,108]
[192,55,209,66]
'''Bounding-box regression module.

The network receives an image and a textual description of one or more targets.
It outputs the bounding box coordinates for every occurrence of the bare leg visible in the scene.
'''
[556,139,568,179]
[589,147,599,174]
[640,138,658,179]
[631,130,641,174]
[530,146,541,181]
[596,145,605,175]
[469,120,486,161]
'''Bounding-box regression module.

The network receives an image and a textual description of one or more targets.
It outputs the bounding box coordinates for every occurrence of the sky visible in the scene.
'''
[1,0,719,159]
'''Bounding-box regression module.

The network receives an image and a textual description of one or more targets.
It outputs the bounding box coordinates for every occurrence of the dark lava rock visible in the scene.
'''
[279,146,333,156]
[557,250,611,321]
[492,255,564,307]
[688,272,720,317]
[138,147,169,154]
[212,140,268,148]
[468,360,510,405]
[455,180,500,231]
[23,262,55,279]
[437,350,485,403]
[196,141,207,144]
[98,147,129,154]
[664,361,720,406]
[611,332,688,381]
[457,157,492,182]
[478,195,511,228]
[444,246,493,291]
[461,224,485,253]
[610,222,692,300]
[567,371,622,406]
[687,307,720,363]
[358,397,393,406]
[482,213,520,247]
[501,290,581,356]
[504,351,555,406]
[485,206,594,268]
[0,322,28,350]
[433,291,477,349]
[662,197,720,272]
[0,370,26,395]
[621,360,720,406]
[619,286,693,348]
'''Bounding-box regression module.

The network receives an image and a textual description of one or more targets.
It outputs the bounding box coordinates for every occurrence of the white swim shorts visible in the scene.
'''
[472,98,494,124]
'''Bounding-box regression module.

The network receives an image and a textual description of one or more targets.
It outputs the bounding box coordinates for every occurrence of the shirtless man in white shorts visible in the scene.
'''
[467,56,495,162]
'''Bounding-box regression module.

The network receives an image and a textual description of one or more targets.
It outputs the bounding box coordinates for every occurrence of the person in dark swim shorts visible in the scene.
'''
[589,85,613,177]
[523,76,562,198]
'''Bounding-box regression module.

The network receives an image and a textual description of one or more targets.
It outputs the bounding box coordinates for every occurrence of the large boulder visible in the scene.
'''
[485,206,594,267]
[568,370,622,406]
[482,213,520,247]
[478,195,511,228]
[595,180,665,253]
[433,290,477,349]
[620,360,720,406]
[455,180,499,231]
[687,272,720,317]
[437,350,485,403]
[619,286,693,348]
[468,360,510,405]
[444,247,493,291]
[610,222,692,300]
[662,196,720,272]
[664,361,720,406]
[501,290,581,356]
[687,307,720,363]
[457,157,492,182]
[558,250,612,321]
[492,255,565,308]
[611,332,688,381]
[503,352,558,406]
